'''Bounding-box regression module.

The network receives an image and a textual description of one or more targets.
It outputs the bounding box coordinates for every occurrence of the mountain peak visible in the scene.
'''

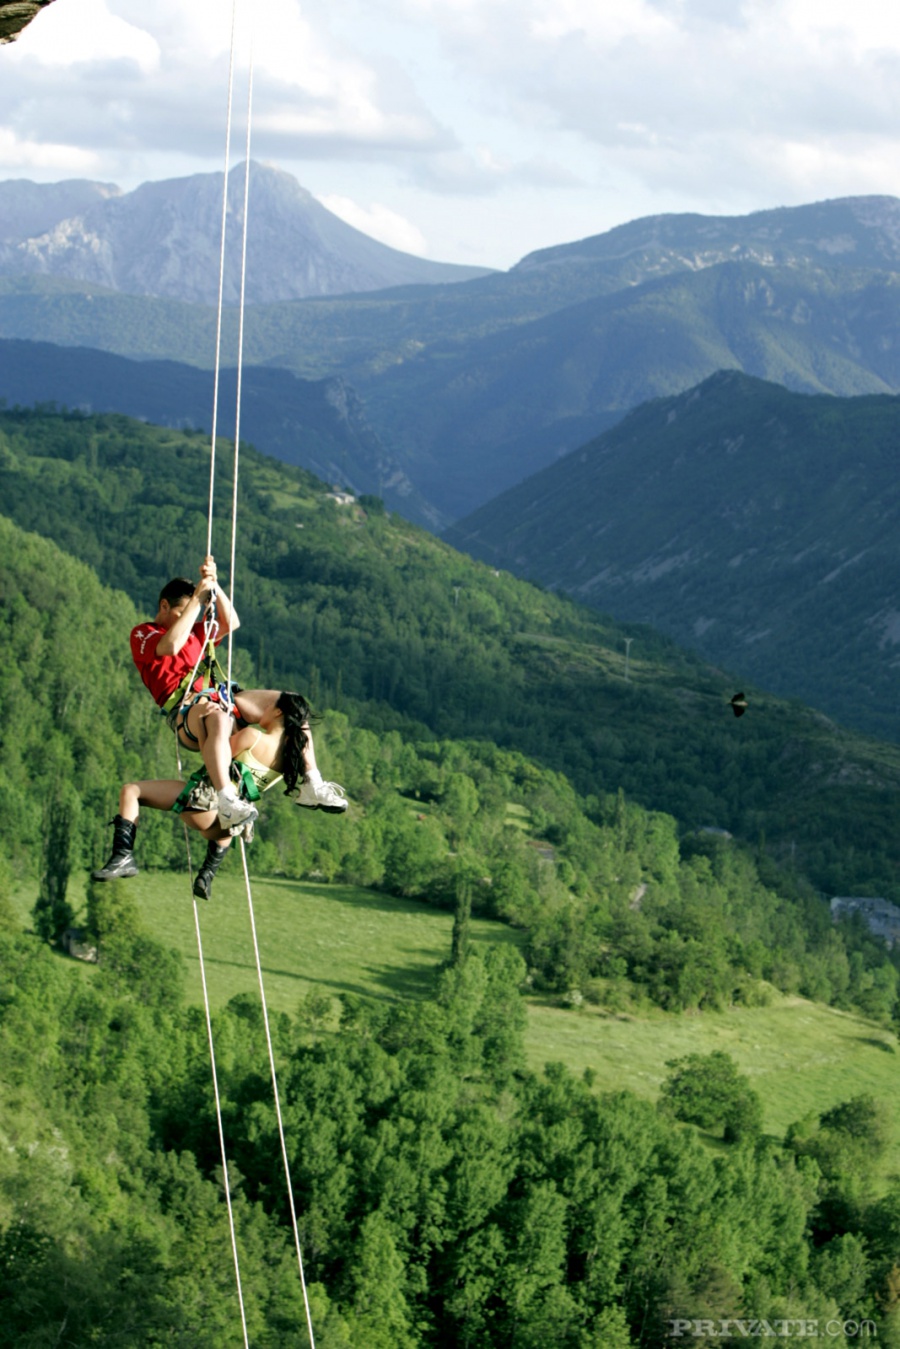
[0,161,493,304]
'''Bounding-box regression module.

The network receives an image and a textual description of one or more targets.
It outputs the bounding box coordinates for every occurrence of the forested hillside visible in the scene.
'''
[7,908,900,1347]
[446,371,900,744]
[3,510,898,1018]
[2,408,900,1012]
[0,337,437,524]
[3,412,900,1343]
[3,406,900,900]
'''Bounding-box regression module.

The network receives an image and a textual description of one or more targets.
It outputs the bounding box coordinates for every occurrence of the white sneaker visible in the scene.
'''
[217,789,259,830]
[296,775,348,814]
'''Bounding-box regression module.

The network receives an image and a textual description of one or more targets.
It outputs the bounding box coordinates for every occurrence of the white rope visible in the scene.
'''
[178,757,250,1348]
[176,606,221,718]
[187,857,251,1349]
[226,20,255,694]
[207,0,240,557]
[238,838,318,1348]
[203,10,319,1344]
[175,5,251,1341]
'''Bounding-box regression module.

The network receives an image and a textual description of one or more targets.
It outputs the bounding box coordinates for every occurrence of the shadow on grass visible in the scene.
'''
[857,1036,896,1053]
[252,876,444,918]
[196,951,441,1003]
[251,877,524,946]
[364,960,441,1000]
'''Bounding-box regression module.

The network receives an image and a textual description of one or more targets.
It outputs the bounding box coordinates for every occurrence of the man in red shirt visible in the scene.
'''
[130,555,260,830]
[92,554,349,886]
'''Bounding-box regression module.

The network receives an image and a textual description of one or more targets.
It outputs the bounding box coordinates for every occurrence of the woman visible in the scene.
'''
[92,693,347,900]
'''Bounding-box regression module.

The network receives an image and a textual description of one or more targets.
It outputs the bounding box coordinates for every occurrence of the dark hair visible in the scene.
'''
[277,692,314,794]
[158,577,195,607]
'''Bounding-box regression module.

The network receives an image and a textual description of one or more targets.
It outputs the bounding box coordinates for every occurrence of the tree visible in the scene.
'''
[32,782,79,943]
[450,864,473,967]
[659,1051,763,1143]
[813,1233,872,1320]
[343,1211,418,1349]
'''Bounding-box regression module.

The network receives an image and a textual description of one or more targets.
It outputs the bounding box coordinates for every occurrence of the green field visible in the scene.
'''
[130,868,520,1010]
[150,870,900,1175]
[14,868,900,1175]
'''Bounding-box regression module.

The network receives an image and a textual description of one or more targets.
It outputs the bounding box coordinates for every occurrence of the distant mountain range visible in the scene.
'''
[4,191,900,521]
[0,162,491,304]
[351,197,900,517]
[446,370,900,741]
[3,181,900,753]
[0,337,440,523]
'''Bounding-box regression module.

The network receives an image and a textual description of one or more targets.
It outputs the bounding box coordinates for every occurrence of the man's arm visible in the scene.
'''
[198,554,241,641]
[212,578,240,640]
[155,557,216,656]
[156,555,241,657]
[155,587,206,657]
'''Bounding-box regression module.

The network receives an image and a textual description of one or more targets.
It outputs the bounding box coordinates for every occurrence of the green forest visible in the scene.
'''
[446,370,900,745]
[2,408,900,1344]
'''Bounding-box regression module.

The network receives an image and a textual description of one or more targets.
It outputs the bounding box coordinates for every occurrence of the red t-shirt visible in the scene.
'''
[131,621,211,706]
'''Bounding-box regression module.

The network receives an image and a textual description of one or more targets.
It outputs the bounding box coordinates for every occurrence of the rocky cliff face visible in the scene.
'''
[0,0,55,44]
[0,162,491,302]
[0,179,120,240]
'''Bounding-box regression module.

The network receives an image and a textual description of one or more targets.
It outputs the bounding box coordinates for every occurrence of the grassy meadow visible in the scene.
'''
[17,865,899,1180]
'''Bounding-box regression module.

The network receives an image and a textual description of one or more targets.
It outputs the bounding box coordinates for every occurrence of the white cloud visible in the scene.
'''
[0,127,98,172]
[4,0,900,264]
[404,145,583,195]
[5,0,159,69]
[0,0,452,174]
[371,0,900,215]
[319,194,428,253]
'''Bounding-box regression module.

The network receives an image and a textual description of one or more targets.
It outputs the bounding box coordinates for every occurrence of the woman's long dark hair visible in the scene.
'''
[277,692,314,794]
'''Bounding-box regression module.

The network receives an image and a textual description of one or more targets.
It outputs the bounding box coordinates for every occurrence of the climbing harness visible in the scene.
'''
[171,760,261,816]
[160,592,240,738]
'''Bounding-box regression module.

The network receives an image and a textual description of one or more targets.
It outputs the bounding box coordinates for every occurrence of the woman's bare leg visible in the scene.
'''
[119,780,184,823]
[182,701,234,792]
[185,811,233,845]
[118,782,232,844]
[300,722,319,776]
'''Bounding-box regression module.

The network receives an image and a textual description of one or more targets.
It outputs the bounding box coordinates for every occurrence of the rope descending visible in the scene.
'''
[185,4,317,1342]
[239,839,318,1346]
[181,812,251,1349]
[180,4,250,1337]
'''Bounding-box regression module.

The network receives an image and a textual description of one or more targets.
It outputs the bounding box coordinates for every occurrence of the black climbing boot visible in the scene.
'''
[92,815,138,881]
[193,841,229,901]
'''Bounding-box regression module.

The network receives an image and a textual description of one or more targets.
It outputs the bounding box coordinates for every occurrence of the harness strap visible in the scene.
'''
[160,673,193,716]
[233,761,262,802]
[159,592,233,719]
[171,762,262,816]
[172,768,211,814]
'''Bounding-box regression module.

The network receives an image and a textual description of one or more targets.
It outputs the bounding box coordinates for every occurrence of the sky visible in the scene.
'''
[4,0,900,269]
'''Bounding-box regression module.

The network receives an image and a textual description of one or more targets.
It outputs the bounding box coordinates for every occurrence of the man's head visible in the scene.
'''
[156,577,194,627]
